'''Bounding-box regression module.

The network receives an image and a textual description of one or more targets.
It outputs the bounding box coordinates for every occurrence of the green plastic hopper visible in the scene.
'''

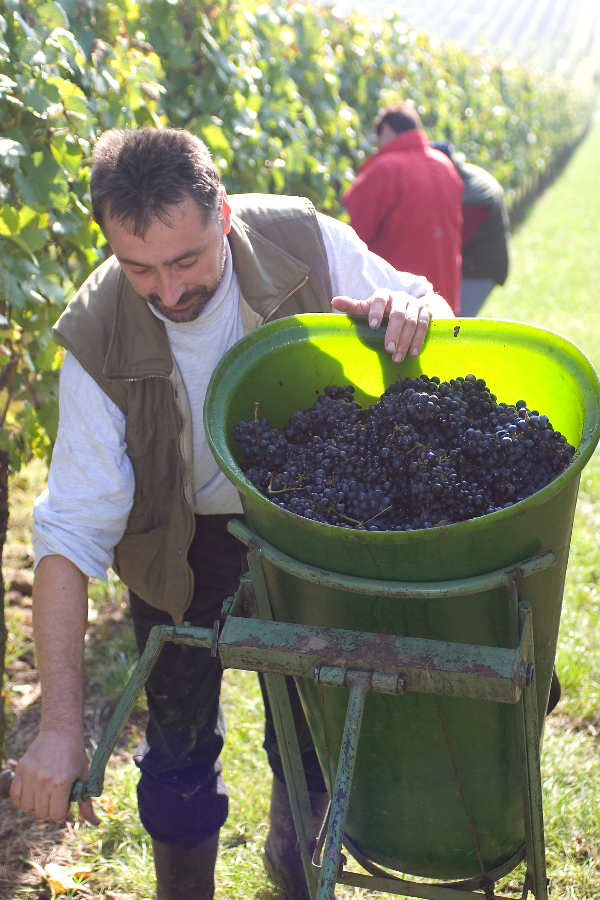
[204,315,600,880]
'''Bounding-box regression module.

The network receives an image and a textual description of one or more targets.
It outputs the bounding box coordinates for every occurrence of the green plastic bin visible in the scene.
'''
[204,315,600,879]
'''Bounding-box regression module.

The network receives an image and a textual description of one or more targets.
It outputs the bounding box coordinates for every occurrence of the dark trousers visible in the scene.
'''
[130,515,325,847]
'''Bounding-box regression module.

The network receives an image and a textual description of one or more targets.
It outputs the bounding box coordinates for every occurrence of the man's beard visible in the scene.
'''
[147,284,218,323]
[146,241,227,323]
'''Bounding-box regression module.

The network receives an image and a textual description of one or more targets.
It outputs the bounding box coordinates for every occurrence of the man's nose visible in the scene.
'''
[156,269,182,307]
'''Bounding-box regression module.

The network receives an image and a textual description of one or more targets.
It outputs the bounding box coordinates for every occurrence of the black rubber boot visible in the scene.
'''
[263,776,329,899]
[152,832,219,900]
[547,667,561,715]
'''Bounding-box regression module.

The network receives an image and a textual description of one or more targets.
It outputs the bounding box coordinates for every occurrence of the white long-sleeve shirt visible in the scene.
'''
[33,212,434,579]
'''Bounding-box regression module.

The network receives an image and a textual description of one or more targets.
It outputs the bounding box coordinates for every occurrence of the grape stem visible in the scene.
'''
[360,504,393,526]
[267,475,306,495]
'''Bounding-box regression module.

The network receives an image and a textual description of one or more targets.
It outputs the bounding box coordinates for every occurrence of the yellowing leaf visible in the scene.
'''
[43,861,92,894]
[99,796,116,814]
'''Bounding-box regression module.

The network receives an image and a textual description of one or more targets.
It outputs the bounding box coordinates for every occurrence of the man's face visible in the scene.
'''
[104,193,231,323]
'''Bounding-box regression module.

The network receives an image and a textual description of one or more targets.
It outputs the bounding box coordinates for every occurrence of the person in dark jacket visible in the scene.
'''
[431,140,510,316]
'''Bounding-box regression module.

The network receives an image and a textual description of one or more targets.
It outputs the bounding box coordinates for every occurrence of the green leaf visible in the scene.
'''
[18,223,48,253]
[200,123,232,158]
[45,76,92,123]
[0,204,19,234]
[13,152,61,206]
[21,346,35,372]
[23,81,61,116]
[51,208,86,237]
[36,397,59,447]
[36,2,70,30]
[29,267,66,306]
[34,339,61,372]
[0,264,30,306]
[49,134,87,178]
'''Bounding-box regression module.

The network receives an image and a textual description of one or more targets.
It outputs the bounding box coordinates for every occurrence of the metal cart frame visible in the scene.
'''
[73,520,554,900]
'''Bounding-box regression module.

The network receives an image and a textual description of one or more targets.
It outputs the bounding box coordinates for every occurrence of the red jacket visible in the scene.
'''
[342,130,464,312]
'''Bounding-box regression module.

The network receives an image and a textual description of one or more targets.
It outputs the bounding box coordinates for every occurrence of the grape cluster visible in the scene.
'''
[233,375,576,531]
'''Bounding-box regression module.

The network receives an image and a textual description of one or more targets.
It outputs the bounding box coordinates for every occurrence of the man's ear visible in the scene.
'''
[220,191,232,235]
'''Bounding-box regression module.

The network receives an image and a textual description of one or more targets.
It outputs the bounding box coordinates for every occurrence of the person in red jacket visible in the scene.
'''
[342,101,464,312]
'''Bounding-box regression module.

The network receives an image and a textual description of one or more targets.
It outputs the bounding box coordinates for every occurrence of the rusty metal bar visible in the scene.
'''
[335,836,525,898]
[315,670,370,900]
[219,604,531,704]
[333,868,517,899]
[245,547,319,897]
[518,599,548,900]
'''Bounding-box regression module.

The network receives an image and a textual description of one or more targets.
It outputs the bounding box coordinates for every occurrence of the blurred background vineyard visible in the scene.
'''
[325,0,600,88]
[1,0,597,470]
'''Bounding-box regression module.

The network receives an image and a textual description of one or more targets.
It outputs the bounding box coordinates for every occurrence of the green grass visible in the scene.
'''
[5,122,600,899]
[482,121,600,727]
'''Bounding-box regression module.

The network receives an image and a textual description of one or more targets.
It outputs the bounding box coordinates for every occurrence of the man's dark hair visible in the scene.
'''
[373,101,423,138]
[90,128,222,236]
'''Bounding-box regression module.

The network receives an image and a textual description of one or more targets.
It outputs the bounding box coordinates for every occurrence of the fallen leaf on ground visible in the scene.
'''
[29,859,92,894]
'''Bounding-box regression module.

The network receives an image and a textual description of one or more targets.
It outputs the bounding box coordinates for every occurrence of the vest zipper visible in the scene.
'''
[124,374,169,381]
[264,274,309,322]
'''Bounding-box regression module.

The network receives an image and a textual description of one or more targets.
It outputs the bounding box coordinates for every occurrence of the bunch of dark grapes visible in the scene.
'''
[233,375,576,531]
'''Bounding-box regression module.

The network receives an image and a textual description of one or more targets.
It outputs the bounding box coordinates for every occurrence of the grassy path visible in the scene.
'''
[4,123,600,900]
[484,122,600,365]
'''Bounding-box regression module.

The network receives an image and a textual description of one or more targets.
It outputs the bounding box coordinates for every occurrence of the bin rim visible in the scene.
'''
[204,314,600,541]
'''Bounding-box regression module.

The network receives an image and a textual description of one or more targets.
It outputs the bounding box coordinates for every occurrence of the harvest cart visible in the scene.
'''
[72,317,600,899]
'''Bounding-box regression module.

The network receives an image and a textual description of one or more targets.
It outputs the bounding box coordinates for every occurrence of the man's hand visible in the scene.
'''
[10,729,99,824]
[11,554,96,824]
[331,289,451,362]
